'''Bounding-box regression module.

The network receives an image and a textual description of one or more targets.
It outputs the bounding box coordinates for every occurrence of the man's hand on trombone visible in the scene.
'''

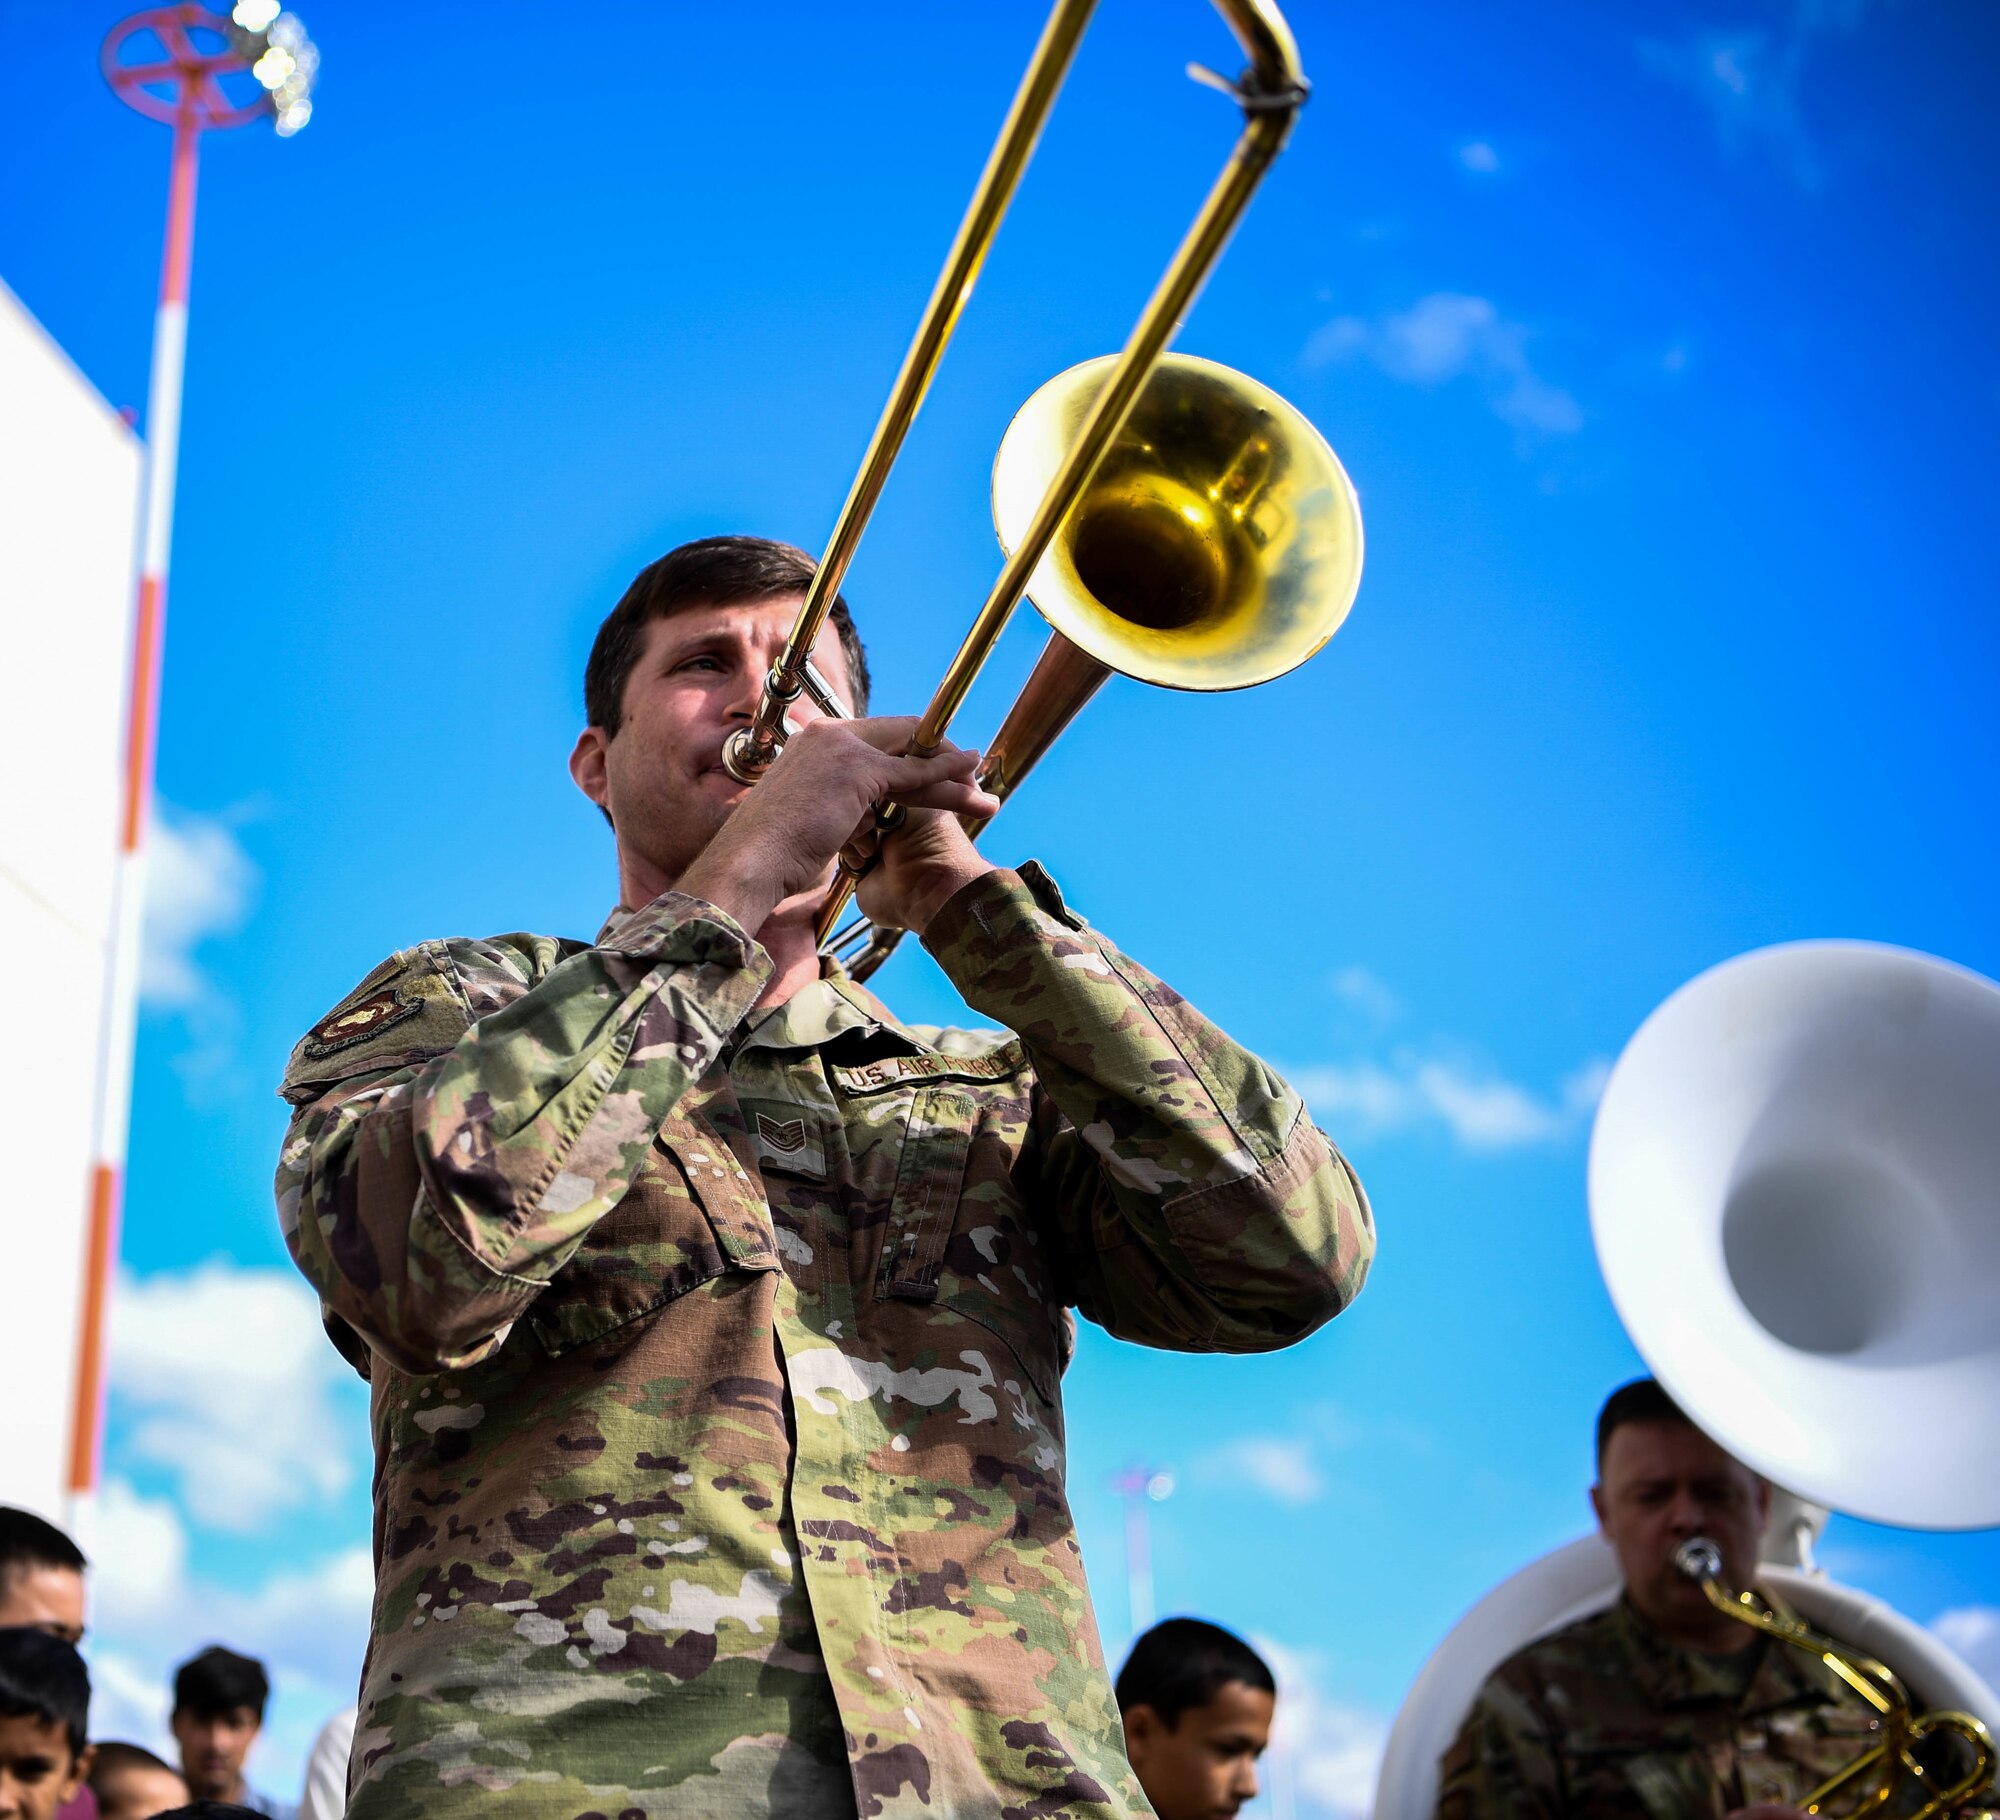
[680,715,998,942]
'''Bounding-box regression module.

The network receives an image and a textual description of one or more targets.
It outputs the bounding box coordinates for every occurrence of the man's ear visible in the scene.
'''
[570,727,611,811]
[1122,1703,1162,1769]
[64,1741,95,1801]
[1589,1481,1609,1536]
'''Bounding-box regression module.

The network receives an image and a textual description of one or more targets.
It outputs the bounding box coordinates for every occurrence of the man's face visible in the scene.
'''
[0,1568,83,1648]
[170,1706,260,1800]
[1122,1681,1275,1820]
[0,1714,84,1820]
[569,595,857,893]
[93,1762,189,1820]
[1591,1418,1770,1638]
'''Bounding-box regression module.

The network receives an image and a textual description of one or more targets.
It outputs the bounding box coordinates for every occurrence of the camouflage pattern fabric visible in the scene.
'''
[1436,1595,1983,1818]
[275,863,1373,1820]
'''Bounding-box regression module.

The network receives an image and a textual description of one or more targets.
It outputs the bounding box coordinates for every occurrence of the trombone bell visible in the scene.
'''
[993,352,1363,691]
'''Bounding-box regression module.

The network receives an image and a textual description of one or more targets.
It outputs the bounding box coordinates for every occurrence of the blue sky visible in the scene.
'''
[3,0,1997,1807]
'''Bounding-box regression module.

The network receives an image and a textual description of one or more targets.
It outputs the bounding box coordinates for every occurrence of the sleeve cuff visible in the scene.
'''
[920,861,1087,977]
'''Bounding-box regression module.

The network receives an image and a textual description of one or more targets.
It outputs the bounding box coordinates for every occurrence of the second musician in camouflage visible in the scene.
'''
[1436,1380,1992,1820]
[276,538,1373,1820]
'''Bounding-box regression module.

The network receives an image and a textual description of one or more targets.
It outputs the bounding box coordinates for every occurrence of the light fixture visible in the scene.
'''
[225,6,320,135]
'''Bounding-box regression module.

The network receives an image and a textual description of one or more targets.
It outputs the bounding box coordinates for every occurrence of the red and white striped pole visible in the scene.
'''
[66,98,200,1506]
[69,3,318,1512]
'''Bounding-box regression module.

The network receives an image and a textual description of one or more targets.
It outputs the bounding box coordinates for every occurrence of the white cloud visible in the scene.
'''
[108,1261,362,1533]
[1457,139,1500,173]
[1330,965,1400,1030]
[1289,970,1610,1152]
[140,804,256,1009]
[1291,1053,1607,1153]
[1305,293,1582,437]
[1933,1605,2000,1688]
[1196,1435,1324,1508]
[79,1479,371,1789]
[1254,1637,1390,1819]
[86,1476,188,1628]
[1639,0,1872,188]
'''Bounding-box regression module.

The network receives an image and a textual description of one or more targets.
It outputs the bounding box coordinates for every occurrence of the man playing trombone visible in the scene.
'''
[275,536,1373,1820]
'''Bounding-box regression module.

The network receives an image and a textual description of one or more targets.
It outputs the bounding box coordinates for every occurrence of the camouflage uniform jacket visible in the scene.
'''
[1436,1594,1919,1818]
[276,863,1373,1820]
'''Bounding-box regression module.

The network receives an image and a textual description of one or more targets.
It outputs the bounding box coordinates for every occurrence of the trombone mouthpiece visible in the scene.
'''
[721,726,775,784]
[1674,1538,1723,1582]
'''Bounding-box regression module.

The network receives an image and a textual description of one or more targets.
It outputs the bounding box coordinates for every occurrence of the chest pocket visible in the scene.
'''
[869,1073,1064,1405]
[528,1117,775,1357]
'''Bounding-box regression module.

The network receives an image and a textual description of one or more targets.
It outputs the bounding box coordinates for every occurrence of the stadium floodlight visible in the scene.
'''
[67,5,321,1515]
[236,8,319,134]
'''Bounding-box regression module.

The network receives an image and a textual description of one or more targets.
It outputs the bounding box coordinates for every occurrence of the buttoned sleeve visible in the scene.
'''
[273,892,771,1374]
[921,863,1372,1352]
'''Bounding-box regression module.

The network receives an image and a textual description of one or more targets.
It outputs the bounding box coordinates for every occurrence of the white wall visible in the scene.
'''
[0,278,142,1523]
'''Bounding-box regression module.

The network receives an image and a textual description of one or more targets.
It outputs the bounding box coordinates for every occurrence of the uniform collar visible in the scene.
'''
[1610,1592,1853,1714]
[593,900,933,1059]
[734,962,935,1059]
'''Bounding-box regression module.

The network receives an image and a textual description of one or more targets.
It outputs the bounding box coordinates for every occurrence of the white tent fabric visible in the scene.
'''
[0,277,142,1523]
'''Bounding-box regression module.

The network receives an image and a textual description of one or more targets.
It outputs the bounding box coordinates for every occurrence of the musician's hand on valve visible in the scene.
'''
[856,778,997,935]
[679,716,997,937]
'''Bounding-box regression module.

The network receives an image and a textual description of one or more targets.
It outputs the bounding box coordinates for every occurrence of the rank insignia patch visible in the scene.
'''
[303,987,423,1059]
[752,1110,827,1180]
[759,1116,807,1155]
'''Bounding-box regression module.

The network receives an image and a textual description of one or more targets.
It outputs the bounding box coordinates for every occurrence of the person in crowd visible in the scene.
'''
[275,535,1372,1817]
[166,1653,290,1820]
[85,1745,186,1820]
[0,1512,95,1820]
[1115,1618,1278,1820]
[0,1510,86,1648]
[1436,1377,1983,1818]
[0,1628,94,1820]
[151,1807,264,1818]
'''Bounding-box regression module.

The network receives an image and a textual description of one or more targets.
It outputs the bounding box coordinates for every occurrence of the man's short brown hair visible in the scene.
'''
[1595,1376,1693,1473]
[583,536,871,736]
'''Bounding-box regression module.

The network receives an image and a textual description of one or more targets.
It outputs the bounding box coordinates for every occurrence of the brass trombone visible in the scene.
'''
[1674,1540,1997,1819]
[721,0,1364,979]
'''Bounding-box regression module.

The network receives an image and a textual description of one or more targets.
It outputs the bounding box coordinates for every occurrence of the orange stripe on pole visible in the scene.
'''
[66,1163,120,1494]
[121,574,162,853]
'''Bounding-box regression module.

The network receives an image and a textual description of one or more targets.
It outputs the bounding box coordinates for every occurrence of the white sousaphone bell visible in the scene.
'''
[1375,941,2000,1818]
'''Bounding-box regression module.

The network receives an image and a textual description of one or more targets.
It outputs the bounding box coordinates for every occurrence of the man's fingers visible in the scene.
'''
[838,715,978,760]
[869,744,982,799]
[884,778,1002,818]
[831,714,923,753]
[798,715,981,770]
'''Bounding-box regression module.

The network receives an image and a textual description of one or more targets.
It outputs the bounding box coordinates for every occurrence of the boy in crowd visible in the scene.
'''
[86,1746,186,1820]
[0,1627,94,1820]
[0,1510,86,1648]
[1116,1619,1279,1820]
[0,1511,95,1820]
[167,1653,290,1820]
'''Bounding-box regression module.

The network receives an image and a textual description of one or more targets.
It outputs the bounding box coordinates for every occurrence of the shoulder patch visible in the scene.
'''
[303,987,423,1058]
[278,932,581,1104]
